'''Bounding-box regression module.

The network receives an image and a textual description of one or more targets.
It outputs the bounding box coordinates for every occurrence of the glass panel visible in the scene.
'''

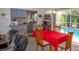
[56,10,79,28]
[56,12,65,26]
[57,9,79,43]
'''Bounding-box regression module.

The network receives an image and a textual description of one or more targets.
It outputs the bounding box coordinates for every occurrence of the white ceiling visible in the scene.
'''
[26,8,69,15]
[16,8,69,15]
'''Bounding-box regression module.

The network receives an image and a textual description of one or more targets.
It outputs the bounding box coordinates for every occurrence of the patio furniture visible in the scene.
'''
[54,26,61,32]
[7,30,18,44]
[35,30,49,51]
[35,25,42,30]
[32,29,67,51]
[19,24,27,36]
[46,25,51,31]
[12,32,28,51]
[58,32,73,51]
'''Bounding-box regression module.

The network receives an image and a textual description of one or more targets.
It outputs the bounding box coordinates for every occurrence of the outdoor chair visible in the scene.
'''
[35,30,50,51]
[58,32,73,51]
[54,26,61,32]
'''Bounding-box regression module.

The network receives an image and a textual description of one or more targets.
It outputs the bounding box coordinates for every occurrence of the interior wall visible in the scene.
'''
[0,8,11,34]
[27,11,32,22]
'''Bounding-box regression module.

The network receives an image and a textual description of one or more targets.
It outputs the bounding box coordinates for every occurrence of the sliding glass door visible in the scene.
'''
[56,9,79,29]
[56,9,79,43]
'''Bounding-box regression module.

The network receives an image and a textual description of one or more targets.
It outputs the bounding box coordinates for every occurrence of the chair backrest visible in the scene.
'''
[46,26,51,31]
[35,30,43,44]
[65,32,73,50]
[35,25,41,30]
[13,33,28,51]
[54,26,61,32]
[5,30,18,45]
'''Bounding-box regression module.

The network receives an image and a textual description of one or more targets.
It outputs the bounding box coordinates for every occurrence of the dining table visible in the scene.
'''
[32,29,67,51]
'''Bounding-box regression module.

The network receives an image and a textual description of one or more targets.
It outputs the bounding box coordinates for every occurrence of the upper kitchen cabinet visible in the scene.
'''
[11,8,27,18]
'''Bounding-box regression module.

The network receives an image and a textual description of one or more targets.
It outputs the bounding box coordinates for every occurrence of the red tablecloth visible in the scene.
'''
[32,29,67,51]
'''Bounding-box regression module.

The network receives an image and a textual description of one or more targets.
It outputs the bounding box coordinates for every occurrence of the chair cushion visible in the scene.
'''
[43,40,49,46]
[37,40,49,47]
[59,41,66,47]
[58,42,66,50]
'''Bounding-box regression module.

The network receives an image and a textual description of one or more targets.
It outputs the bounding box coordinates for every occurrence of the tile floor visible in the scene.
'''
[26,36,79,51]
[0,36,79,51]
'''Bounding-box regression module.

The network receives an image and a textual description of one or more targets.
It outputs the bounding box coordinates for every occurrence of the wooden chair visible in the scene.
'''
[54,26,61,32]
[35,30,49,51]
[35,25,42,30]
[34,25,42,41]
[46,25,51,31]
[59,32,74,51]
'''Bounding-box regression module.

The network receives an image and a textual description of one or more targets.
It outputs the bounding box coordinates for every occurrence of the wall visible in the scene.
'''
[36,8,51,25]
[26,11,32,22]
[0,8,11,34]
[26,8,51,25]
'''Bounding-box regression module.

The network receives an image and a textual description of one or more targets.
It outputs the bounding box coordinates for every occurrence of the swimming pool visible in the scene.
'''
[61,26,79,43]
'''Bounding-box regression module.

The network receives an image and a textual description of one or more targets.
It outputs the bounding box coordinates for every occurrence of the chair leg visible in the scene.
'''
[50,45,52,51]
[42,47,44,51]
[70,47,71,51]
[50,45,55,51]
[65,48,67,51]
[36,44,38,51]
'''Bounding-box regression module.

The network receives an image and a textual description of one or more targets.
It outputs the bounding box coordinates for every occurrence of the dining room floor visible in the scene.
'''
[26,36,79,51]
[1,35,79,51]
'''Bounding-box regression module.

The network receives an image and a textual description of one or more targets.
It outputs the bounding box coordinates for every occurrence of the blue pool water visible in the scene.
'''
[61,27,79,38]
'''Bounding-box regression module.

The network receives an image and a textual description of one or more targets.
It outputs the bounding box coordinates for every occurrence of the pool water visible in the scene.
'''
[61,27,79,37]
[61,27,79,43]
